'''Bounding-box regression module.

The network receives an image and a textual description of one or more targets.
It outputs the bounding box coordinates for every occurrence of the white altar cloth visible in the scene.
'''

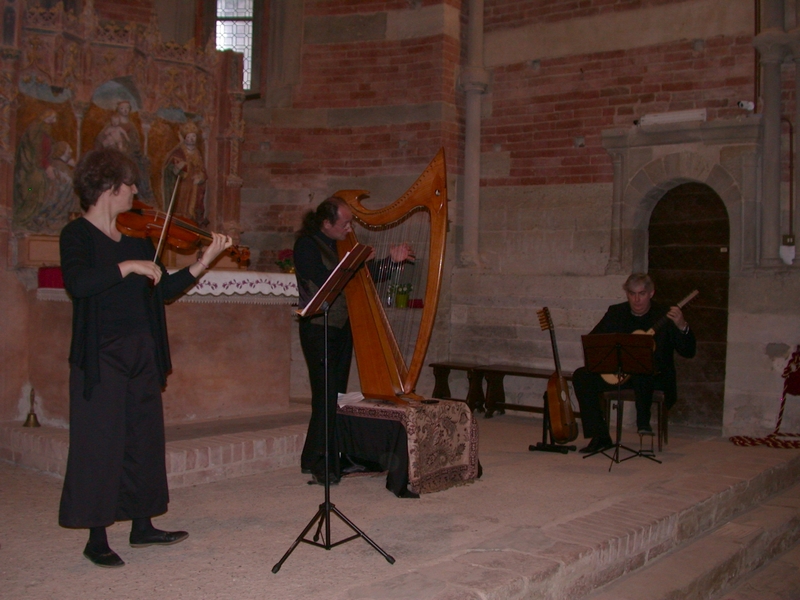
[37,270,299,305]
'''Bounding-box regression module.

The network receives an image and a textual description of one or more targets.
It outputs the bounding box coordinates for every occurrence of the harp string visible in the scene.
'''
[354,210,430,369]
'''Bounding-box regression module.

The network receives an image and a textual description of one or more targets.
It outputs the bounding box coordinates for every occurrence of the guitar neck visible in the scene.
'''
[650,289,699,333]
[549,328,563,376]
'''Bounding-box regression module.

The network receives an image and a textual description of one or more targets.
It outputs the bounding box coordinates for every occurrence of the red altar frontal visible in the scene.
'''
[31,271,298,425]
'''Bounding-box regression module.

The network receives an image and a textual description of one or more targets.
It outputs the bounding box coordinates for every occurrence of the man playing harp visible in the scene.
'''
[294,196,414,486]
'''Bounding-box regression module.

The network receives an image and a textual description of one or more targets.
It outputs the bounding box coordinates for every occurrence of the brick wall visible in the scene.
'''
[485,0,697,31]
[241,1,464,257]
[306,0,460,17]
[484,35,755,186]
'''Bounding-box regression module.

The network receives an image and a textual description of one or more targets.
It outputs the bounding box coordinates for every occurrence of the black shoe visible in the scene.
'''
[83,544,125,568]
[129,529,189,548]
[308,473,340,486]
[341,456,367,474]
[580,435,614,454]
[637,425,654,435]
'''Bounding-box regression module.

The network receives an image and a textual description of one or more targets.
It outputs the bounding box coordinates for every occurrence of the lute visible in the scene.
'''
[600,289,699,385]
[537,307,579,444]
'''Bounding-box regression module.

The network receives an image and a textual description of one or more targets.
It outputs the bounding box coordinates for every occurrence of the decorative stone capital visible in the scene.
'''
[785,28,800,60]
[459,66,490,94]
[753,29,790,63]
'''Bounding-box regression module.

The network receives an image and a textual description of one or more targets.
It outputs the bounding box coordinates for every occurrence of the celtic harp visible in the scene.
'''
[335,149,447,404]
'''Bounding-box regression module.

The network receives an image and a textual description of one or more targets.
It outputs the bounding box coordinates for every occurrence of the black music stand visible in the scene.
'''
[272,243,395,573]
[581,333,656,470]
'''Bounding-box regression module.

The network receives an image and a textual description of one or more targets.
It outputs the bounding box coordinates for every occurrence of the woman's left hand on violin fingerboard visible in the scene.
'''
[190,232,233,277]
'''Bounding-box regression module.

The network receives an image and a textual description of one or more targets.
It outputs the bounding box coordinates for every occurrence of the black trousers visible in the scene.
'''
[299,319,353,478]
[572,367,661,439]
[59,332,169,528]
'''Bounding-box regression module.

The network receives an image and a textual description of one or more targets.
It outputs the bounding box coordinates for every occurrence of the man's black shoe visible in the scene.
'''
[637,425,654,435]
[83,545,125,568]
[129,529,189,548]
[579,435,614,454]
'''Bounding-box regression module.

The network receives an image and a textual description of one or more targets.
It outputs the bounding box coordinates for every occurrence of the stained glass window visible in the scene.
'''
[216,0,253,90]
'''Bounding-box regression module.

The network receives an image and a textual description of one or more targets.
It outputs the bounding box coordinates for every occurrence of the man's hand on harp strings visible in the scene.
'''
[388,242,415,264]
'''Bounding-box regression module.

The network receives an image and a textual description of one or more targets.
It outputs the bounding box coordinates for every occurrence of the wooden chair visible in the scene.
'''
[601,389,668,453]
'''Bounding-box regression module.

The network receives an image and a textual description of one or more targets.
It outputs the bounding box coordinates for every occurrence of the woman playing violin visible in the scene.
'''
[58,148,231,568]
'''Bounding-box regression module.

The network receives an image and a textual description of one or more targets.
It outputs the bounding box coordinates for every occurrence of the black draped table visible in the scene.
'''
[336,398,480,497]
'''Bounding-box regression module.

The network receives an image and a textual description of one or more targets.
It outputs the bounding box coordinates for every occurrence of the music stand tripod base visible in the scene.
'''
[616,431,662,466]
[589,399,662,472]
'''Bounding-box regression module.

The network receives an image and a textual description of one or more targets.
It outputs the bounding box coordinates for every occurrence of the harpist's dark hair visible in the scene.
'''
[297,196,346,238]
[73,148,138,211]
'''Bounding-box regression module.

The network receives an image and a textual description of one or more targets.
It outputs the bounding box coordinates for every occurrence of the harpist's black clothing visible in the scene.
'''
[59,218,196,528]
[294,231,350,479]
[573,301,696,438]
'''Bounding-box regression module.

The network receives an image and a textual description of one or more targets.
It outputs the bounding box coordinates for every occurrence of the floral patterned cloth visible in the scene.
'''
[337,398,479,494]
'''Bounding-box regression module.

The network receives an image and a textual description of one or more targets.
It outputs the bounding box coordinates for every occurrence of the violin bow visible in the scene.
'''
[152,172,183,264]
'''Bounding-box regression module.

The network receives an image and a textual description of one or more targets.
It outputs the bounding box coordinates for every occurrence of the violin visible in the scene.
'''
[116,199,250,265]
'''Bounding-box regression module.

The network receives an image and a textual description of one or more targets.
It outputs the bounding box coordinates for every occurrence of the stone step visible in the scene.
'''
[713,538,800,600]
[583,482,800,600]
[0,410,309,489]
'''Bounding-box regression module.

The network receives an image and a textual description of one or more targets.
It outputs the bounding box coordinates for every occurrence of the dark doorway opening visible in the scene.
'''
[648,182,729,428]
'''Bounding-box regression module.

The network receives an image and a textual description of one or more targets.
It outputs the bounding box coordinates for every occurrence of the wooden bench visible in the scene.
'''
[481,364,574,418]
[429,362,577,419]
[429,362,486,412]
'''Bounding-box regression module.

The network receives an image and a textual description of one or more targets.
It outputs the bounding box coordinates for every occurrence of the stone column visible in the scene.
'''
[605,150,624,274]
[754,29,787,266]
[459,0,489,267]
[790,29,800,243]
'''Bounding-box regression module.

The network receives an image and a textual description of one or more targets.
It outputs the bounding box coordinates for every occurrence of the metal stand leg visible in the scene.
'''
[272,308,395,573]
[608,397,662,471]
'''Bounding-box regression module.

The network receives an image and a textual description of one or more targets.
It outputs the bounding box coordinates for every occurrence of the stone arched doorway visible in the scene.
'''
[648,182,729,428]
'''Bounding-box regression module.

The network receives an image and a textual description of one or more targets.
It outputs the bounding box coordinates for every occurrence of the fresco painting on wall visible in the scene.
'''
[12,88,212,236]
[89,80,155,203]
[12,103,79,234]
[4,0,243,254]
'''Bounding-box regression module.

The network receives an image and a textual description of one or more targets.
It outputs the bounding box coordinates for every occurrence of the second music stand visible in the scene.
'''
[581,333,656,470]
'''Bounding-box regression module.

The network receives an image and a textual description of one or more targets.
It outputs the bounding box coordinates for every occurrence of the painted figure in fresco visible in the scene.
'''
[95,101,153,201]
[13,108,58,231]
[95,113,130,152]
[33,141,78,233]
[162,121,207,224]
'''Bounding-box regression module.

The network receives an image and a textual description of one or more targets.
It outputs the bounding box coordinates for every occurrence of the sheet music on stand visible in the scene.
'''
[296,243,372,318]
